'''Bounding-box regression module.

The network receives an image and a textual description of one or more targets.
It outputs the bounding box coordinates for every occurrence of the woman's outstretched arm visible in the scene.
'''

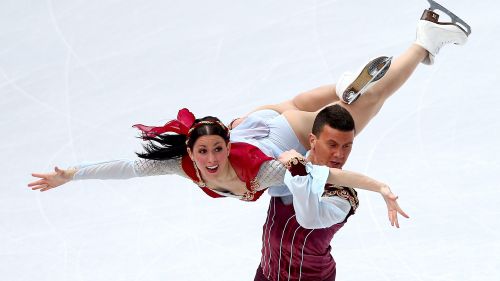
[28,158,186,192]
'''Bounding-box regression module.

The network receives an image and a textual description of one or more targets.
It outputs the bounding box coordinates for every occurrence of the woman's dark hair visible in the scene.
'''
[136,116,230,160]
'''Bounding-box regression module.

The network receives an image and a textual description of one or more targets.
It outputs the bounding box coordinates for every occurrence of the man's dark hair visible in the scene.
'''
[311,104,355,136]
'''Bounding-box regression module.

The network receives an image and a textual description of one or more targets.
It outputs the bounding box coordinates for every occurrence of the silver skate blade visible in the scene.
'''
[350,56,392,104]
[344,56,393,104]
[427,0,471,35]
[345,92,361,105]
[369,56,392,81]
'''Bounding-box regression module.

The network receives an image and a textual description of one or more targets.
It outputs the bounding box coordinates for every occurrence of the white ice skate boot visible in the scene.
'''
[416,0,471,65]
[336,56,392,104]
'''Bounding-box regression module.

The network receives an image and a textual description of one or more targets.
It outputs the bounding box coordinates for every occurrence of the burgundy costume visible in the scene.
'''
[255,158,358,281]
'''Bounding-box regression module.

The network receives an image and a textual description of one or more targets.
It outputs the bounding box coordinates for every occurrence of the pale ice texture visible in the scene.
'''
[1,0,499,280]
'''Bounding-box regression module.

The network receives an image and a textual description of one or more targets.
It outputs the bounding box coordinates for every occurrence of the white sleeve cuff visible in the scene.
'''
[284,163,349,229]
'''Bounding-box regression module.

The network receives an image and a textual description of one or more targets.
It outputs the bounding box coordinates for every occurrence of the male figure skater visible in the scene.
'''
[254,105,372,281]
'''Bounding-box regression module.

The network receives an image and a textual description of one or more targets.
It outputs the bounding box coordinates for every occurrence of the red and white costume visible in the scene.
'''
[72,142,286,201]
[181,142,272,201]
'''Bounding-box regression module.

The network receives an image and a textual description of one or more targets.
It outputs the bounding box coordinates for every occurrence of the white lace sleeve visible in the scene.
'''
[254,160,287,190]
[72,158,187,180]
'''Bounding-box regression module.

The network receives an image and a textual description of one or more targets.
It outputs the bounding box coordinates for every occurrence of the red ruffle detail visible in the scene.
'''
[133,108,196,138]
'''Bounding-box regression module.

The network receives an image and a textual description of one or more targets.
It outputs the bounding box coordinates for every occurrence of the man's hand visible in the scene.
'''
[380,185,410,228]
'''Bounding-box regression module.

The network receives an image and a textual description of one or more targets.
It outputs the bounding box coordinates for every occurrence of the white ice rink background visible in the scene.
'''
[1,0,499,280]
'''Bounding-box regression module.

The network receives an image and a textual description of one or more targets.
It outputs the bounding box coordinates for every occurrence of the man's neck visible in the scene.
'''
[306,153,314,163]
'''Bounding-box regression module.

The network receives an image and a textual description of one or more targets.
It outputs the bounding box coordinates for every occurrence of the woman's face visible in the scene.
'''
[188,135,231,180]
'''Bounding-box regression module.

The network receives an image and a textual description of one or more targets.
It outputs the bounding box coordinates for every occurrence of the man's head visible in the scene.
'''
[308,104,355,169]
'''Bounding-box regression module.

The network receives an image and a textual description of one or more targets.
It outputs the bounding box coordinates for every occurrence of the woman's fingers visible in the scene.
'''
[30,184,49,190]
[31,183,54,191]
[28,179,46,187]
[40,185,54,192]
[31,173,48,179]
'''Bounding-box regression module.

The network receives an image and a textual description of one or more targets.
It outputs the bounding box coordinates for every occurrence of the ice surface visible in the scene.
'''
[2,0,499,280]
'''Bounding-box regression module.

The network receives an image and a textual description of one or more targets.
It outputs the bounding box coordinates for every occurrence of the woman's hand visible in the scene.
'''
[278,149,304,165]
[28,166,76,192]
[379,185,410,228]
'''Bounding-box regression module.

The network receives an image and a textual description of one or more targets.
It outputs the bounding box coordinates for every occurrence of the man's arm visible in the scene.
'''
[279,151,409,228]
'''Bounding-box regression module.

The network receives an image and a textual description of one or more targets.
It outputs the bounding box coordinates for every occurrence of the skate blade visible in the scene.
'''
[427,0,471,35]
[342,56,392,104]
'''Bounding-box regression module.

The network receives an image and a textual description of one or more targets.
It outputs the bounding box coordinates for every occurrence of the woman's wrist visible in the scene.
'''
[66,167,78,180]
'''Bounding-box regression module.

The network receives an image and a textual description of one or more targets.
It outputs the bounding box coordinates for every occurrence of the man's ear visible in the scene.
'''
[309,133,317,150]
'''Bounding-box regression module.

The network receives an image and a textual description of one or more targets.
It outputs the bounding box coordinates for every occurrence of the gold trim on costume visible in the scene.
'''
[323,184,359,212]
[284,156,307,170]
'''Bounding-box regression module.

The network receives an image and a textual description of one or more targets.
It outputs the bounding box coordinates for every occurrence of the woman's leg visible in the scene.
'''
[231,85,339,130]
[284,44,427,149]
[247,84,338,115]
[284,3,470,145]
[338,44,427,135]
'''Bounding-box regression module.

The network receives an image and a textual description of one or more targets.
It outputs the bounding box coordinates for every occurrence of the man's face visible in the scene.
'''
[308,125,354,169]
